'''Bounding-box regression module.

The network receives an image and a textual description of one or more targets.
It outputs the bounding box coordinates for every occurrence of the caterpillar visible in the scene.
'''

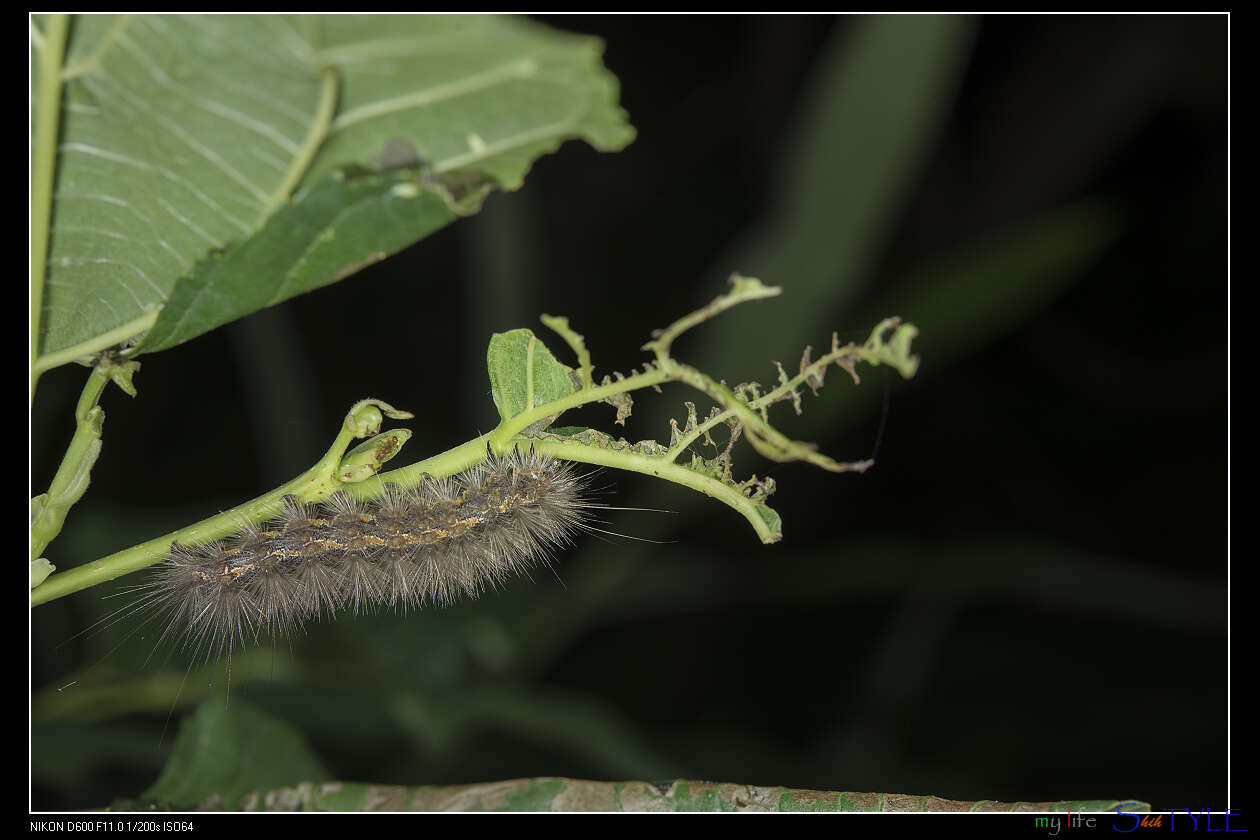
[134,451,591,662]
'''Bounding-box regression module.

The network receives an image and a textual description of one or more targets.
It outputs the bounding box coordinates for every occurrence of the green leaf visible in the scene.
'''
[487,329,578,424]
[30,558,56,589]
[338,428,412,483]
[750,504,782,539]
[37,14,634,369]
[143,698,330,810]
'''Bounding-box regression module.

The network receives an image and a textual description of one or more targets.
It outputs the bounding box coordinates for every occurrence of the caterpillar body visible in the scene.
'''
[139,451,590,660]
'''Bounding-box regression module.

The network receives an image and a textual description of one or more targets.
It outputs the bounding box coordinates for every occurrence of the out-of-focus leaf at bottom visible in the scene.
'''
[142,697,330,810]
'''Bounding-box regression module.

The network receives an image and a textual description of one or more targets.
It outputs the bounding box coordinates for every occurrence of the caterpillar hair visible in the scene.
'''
[129,451,591,662]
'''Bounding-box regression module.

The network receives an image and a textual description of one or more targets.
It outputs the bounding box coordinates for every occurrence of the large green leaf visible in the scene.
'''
[35,14,633,367]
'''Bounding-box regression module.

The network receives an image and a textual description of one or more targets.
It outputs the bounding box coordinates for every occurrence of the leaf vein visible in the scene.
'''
[157,198,226,249]
[433,117,577,173]
[332,58,538,130]
[60,142,253,234]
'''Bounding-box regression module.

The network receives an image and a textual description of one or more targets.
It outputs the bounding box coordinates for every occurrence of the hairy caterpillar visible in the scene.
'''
[130,451,591,662]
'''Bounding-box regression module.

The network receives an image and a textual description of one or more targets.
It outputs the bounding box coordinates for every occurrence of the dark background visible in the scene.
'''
[32,14,1229,811]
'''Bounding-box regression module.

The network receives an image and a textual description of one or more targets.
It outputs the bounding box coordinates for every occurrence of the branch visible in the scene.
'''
[30,356,140,580]
[29,399,413,606]
[30,278,920,604]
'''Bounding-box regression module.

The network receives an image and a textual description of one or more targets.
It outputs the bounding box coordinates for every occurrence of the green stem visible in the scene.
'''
[488,368,672,451]
[527,437,779,543]
[31,13,71,404]
[30,481,296,607]
[30,412,364,607]
[642,275,782,364]
[72,367,110,421]
[345,434,493,500]
[541,315,593,389]
[30,369,109,562]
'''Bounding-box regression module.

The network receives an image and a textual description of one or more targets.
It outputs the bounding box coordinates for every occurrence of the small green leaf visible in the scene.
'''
[750,504,782,540]
[143,698,330,810]
[343,397,413,438]
[101,359,141,397]
[30,558,56,589]
[339,429,411,482]
[487,329,578,424]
